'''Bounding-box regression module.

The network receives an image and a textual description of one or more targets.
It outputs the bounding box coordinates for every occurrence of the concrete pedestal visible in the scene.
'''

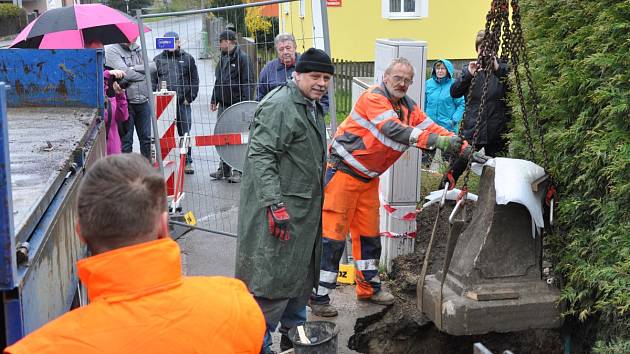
[421,166,561,335]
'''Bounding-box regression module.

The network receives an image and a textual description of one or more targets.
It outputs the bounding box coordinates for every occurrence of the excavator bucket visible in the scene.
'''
[420,165,561,335]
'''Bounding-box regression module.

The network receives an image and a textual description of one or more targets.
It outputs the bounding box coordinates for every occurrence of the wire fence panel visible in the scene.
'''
[137,0,329,237]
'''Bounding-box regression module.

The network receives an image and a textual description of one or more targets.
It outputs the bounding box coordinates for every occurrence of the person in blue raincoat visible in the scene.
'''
[424,59,465,133]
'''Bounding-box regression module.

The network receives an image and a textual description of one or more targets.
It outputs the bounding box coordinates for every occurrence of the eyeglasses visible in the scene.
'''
[391,75,413,85]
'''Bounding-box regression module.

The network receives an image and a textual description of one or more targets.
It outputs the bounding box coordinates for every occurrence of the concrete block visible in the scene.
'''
[420,165,561,335]
[422,274,561,336]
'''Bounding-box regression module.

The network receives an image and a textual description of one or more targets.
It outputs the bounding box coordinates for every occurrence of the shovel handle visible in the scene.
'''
[440,182,449,208]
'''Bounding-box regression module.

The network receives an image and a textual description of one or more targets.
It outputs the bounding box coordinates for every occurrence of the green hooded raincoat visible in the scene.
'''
[235,80,326,299]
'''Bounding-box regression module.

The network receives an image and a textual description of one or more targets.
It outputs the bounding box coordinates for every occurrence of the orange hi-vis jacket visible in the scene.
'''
[330,84,454,179]
[4,238,265,354]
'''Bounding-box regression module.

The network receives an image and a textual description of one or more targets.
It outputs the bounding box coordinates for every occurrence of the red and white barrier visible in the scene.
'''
[153,90,179,203]
[379,196,419,273]
[154,92,251,211]
[159,132,249,150]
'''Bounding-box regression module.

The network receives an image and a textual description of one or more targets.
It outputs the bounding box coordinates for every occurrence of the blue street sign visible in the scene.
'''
[156,37,176,50]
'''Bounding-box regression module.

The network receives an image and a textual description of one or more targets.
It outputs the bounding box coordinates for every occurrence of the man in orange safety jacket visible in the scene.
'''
[4,154,265,354]
[309,57,483,317]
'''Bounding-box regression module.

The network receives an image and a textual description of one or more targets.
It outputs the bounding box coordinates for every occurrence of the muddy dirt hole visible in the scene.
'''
[348,202,564,354]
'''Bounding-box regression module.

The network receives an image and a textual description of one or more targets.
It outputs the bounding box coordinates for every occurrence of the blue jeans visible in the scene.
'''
[256,297,307,354]
[122,101,152,159]
[177,102,192,163]
[256,255,314,353]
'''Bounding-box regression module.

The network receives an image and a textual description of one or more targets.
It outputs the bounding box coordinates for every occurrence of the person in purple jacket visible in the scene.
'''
[103,70,129,155]
[256,33,329,114]
[86,40,130,155]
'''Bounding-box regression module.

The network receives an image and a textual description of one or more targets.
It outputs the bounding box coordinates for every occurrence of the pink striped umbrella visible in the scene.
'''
[11,4,151,49]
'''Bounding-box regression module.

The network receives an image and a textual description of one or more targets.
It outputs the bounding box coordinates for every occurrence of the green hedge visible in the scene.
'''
[509,0,630,350]
[0,4,22,18]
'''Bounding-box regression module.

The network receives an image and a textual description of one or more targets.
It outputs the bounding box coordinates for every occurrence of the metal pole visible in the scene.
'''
[0,82,17,290]
[169,220,237,238]
[319,0,337,133]
[135,10,165,177]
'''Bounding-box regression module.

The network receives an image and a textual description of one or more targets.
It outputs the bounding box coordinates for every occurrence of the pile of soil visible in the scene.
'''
[348,201,565,354]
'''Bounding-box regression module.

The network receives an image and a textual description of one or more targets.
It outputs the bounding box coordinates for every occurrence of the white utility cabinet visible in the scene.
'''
[374,38,428,110]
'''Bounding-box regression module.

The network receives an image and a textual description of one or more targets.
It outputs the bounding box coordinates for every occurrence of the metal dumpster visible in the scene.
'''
[0,49,106,346]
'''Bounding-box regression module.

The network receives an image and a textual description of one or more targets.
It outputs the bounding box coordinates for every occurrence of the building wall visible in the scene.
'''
[248,0,278,17]
[280,0,488,61]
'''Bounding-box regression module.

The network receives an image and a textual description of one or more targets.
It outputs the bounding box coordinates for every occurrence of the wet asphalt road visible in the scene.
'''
[131,14,241,276]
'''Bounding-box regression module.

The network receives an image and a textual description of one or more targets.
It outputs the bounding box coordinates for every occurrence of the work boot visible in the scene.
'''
[209,166,225,180]
[184,162,194,174]
[279,334,293,352]
[359,290,395,305]
[309,301,338,317]
[227,170,242,183]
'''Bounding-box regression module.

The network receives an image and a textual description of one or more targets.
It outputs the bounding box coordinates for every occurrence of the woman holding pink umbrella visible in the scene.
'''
[10,4,150,49]
[10,5,150,156]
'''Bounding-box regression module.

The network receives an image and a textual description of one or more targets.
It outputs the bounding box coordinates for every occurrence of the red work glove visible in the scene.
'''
[267,203,290,241]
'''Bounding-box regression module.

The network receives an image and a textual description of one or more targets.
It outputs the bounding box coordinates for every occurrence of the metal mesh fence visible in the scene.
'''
[137,0,330,236]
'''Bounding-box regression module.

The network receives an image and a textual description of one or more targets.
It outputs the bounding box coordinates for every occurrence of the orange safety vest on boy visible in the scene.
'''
[4,238,265,354]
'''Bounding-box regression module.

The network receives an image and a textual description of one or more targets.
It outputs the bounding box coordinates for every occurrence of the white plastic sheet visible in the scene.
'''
[492,158,547,238]
[427,157,547,238]
[422,188,478,209]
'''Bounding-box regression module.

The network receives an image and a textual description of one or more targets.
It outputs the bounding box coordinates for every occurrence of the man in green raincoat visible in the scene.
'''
[235,48,334,354]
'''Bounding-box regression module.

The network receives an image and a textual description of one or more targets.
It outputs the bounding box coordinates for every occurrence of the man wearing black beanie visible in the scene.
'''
[236,48,333,354]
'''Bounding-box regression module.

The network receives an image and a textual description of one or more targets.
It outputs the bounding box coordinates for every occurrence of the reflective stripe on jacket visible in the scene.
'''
[330,84,454,179]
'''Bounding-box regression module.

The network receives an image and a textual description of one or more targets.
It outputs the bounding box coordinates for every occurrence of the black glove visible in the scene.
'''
[461,146,490,164]
[267,202,290,241]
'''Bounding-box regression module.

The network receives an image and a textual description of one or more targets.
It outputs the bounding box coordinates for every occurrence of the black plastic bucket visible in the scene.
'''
[288,321,339,354]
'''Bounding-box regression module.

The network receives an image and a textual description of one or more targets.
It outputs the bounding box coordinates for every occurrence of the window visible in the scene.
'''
[382,0,428,19]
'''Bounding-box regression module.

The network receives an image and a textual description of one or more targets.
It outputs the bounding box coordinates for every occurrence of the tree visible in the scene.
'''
[245,6,277,50]
[511,1,630,351]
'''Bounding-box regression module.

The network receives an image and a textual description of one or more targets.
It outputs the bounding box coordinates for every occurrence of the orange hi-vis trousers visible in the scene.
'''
[312,167,382,302]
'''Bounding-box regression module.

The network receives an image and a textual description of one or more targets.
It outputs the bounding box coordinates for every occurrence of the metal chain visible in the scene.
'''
[460,0,508,189]
[455,0,553,189]
[500,0,512,60]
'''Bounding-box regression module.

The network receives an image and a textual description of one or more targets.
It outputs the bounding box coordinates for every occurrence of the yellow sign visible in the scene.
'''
[183,211,197,226]
[337,264,355,284]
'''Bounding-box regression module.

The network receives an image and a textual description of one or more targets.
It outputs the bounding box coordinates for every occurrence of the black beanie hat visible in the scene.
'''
[219,30,237,41]
[296,48,334,75]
